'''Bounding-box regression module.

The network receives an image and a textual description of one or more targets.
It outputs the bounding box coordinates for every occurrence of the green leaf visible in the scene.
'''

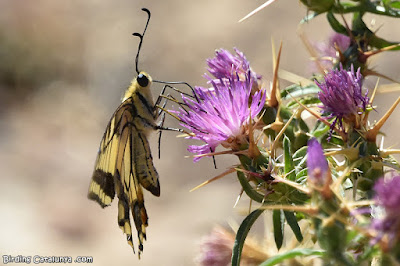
[326,12,347,34]
[283,136,296,181]
[383,155,400,171]
[284,211,303,242]
[364,0,400,17]
[236,171,264,203]
[259,248,325,266]
[298,117,310,132]
[300,12,322,23]
[296,169,308,183]
[231,209,264,266]
[317,216,346,253]
[287,97,321,108]
[300,0,334,13]
[390,1,400,9]
[262,106,278,126]
[351,12,400,50]
[293,146,307,158]
[279,106,294,120]
[369,33,400,50]
[273,209,284,250]
[281,83,321,100]
[293,146,308,168]
[312,121,330,138]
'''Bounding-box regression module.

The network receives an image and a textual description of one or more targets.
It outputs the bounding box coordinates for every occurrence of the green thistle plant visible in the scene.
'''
[170,2,400,265]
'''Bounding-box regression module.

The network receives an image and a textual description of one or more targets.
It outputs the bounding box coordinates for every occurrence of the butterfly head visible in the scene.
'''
[123,71,153,102]
[137,71,152,88]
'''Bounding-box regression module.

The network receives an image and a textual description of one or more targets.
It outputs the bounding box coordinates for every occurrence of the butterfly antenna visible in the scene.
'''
[132,8,151,75]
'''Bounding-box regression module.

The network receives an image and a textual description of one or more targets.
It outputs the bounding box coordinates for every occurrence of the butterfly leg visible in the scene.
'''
[156,91,168,159]
[153,89,189,158]
[154,92,218,168]
[154,84,197,111]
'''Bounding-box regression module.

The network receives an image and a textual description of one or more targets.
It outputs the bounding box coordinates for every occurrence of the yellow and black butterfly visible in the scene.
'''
[88,8,168,258]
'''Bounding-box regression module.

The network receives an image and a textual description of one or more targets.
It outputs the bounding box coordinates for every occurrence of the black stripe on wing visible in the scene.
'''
[88,99,136,207]
[88,170,115,208]
[101,99,138,153]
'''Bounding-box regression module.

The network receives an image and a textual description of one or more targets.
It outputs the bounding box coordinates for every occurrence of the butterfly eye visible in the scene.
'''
[137,73,149,87]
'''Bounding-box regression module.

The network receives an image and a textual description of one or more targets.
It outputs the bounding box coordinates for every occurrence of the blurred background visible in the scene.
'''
[0,1,399,265]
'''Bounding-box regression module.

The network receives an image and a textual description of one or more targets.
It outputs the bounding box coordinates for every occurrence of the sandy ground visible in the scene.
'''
[0,1,400,265]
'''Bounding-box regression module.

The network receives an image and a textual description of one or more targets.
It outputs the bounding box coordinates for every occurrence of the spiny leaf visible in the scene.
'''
[327,12,347,34]
[259,248,325,266]
[273,209,284,250]
[281,83,321,100]
[283,135,296,181]
[237,171,264,203]
[284,211,303,243]
[231,209,264,266]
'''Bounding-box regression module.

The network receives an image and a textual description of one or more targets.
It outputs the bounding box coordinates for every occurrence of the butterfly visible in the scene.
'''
[87,8,160,258]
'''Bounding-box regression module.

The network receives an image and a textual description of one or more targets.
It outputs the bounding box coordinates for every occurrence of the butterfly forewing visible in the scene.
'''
[88,72,160,257]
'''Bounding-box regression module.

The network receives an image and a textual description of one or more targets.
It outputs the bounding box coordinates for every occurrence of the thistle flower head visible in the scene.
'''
[316,65,369,132]
[205,48,261,86]
[311,32,350,72]
[196,227,234,266]
[374,176,400,214]
[371,176,400,249]
[177,72,265,162]
[307,138,329,186]
[196,227,268,266]
[329,33,351,53]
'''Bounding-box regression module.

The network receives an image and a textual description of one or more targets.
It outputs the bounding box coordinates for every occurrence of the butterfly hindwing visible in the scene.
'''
[117,121,148,254]
[133,131,160,196]
[88,92,159,256]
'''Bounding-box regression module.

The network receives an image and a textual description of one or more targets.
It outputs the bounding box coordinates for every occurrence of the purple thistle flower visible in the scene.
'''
[307,138,329,186]
[374,176,400,214]
[316,65,369,134]
[177,72,266,162]
[196,227,234,266]
[196,227,267,266]
[329,33,351,53]
[371,176,400,248]
[311,32,350,72]
[205,48,261,86]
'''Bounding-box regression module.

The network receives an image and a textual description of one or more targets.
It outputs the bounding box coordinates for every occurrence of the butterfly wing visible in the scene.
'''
[133,130,160,196]
[88,99,132,208]
[88,97,160,256]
